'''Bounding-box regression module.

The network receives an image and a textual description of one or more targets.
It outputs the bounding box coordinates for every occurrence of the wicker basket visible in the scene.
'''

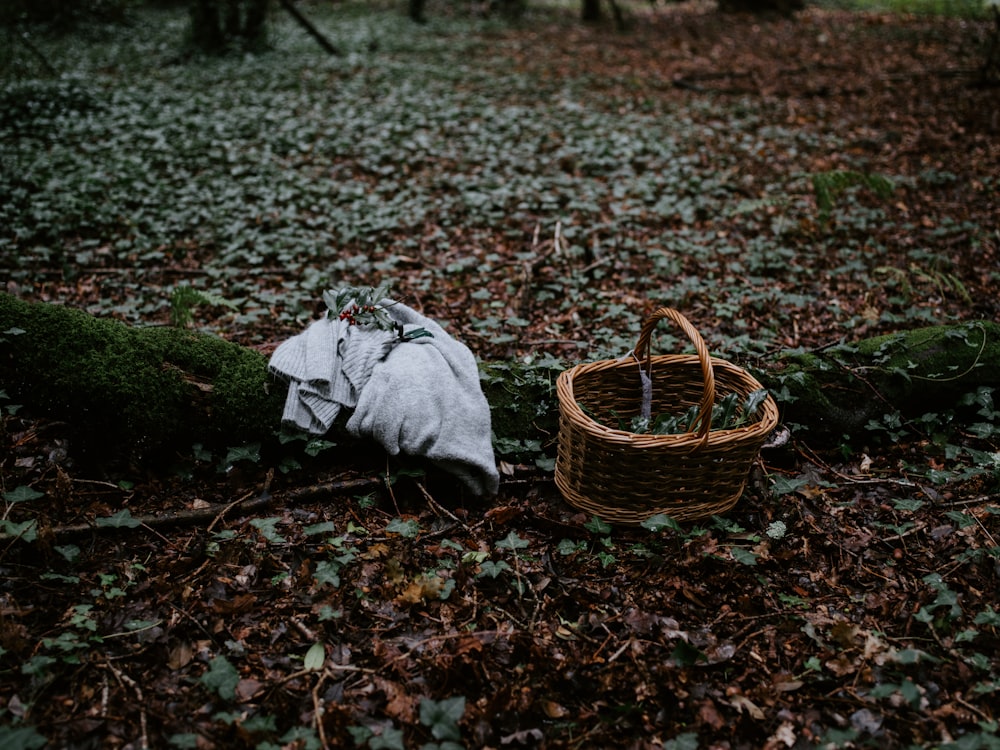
[554,307,779,524]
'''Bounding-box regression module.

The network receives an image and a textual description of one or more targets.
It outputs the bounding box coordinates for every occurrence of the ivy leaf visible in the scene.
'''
[200,655,239,700]
[419,696,465,741]
[670,641,707,666]
[477,560,511,579]
[770,476,809,496]
[495,530,529,550]
[304,521,336,536]
[249,517,286,544]
[386,517,421,538]
[640,514,681,533]
[313,560,341,588]
[584,516,612,535]
[368,727,405,750]
[730,547,758,566]
[96,509,141,529]
[3,485,45,504]
[1,519,38,542]
[0,725,48,750]
[224,443,261,467]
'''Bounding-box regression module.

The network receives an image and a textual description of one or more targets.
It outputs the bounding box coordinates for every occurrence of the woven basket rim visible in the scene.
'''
[557,354,779,445]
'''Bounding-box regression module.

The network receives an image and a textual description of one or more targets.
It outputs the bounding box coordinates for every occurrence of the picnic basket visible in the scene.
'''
[554,307,779,524]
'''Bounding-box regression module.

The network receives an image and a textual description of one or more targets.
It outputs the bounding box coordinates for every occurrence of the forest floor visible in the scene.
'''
[1,1,999,748]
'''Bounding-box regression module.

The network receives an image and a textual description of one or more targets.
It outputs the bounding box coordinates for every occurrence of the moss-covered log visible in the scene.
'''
[0,292,285,464]
[757,321,1000,442]
[1,293,997,464]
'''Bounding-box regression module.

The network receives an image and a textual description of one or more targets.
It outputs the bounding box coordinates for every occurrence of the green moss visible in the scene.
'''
[761,320,1000,440]
[480,360,561,453]
[0,292,284,461]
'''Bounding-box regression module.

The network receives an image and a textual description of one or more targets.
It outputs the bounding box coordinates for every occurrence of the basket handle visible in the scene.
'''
[634,307,716,443]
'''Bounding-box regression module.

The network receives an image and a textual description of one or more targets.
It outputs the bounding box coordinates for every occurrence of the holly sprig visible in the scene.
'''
[322,283,432,341]
[324,283,395,329]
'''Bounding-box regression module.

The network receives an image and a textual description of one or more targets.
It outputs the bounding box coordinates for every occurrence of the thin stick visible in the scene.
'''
[416,482,469,531]
[105,661,149,750]
[1,476,380,543]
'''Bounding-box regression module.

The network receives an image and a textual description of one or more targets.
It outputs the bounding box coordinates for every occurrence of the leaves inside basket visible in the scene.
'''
[583,388,770,435]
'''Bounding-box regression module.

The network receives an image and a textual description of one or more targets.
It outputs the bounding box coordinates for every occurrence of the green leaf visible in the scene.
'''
[54,544,80,563]
[663,733,700,750]
[770,476,809,496]
[1,519,38,542]
[584,516,612,535]
[249,517,286,544]
[224,443,261,467]
[975,605,1000,627]
[477,560,511,579]
[495,530,529,550]
[640,514,681,533]
[3,485,45,504]
[278,726,322,750]
[669,641,706,666]
[200,655,239,700]
[386,517,421,538]
[556,538,586,555]
[95,509,141,529]
[945,510,977,529]
[0,725,49,750]
[313,560,341,588]
[167,734,201,749]
[892,498,924,512]
[304,521,336,536]
[304,438,337,457]
[347,726,373,745]
[730,547,758,566]
[368,727,406,750]
[890,648,939,664]
[419,696,465,741]
[304,642,326,671]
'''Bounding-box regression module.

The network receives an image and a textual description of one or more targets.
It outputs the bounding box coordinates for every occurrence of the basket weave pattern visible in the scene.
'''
[554,308,779,524]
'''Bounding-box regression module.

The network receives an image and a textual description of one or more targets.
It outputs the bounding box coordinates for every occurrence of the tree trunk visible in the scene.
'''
[581,0,602,23]
[2,293,997,467]
[716,0,803,16]
[189,0,270,53]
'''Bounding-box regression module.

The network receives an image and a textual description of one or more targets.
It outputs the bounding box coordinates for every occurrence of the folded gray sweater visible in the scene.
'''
[268,299,499,496]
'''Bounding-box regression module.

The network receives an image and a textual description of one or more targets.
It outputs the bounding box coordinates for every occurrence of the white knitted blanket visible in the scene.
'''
[268,299,499,496]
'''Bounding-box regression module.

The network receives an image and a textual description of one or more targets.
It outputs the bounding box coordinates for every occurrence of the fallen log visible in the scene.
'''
[0,291,285,464]
[1,292,997,467]
[758,321,1000,442]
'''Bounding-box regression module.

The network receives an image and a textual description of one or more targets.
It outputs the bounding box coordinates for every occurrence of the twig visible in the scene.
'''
[312,670,330,748]
[291,617,319,642]
[14,28,58,76]
[606,638,631,664]
[416,482,469,531]
[104,661,149,750]
[1,476,380,543]
[276,0,341,55]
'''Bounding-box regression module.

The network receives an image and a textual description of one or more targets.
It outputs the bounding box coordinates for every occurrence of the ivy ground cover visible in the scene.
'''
[1,1,999,747]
